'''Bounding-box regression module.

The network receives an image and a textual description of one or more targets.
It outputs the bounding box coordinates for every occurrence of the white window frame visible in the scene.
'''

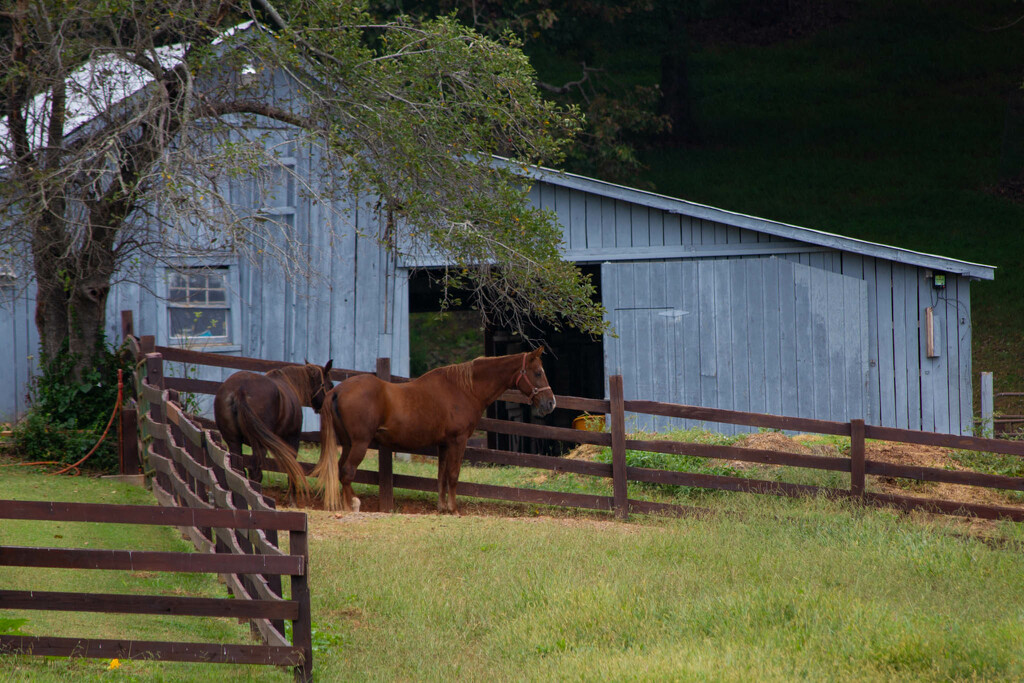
[160,260,242,353]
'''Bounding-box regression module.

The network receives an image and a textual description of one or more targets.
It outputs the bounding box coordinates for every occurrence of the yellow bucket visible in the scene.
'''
[572,413,606,432]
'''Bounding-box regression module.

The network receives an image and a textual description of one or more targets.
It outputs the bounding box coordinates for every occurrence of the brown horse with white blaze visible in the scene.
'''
[311,349,555,513]
[214,360,333,506]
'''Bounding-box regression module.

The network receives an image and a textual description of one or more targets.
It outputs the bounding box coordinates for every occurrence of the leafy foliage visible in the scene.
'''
[0,0,607,388]
[0,618,29,636]
[12,341,131,472]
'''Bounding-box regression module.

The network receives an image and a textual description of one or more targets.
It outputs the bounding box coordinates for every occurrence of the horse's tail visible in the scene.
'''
[231,390,310,503]
[310,391,342,511]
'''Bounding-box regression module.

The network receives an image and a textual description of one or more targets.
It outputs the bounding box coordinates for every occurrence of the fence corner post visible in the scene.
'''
[850,418,865,499]
[609,375,628,520]
[376,357,394,513]
[120,309,134,340]
[120,402,141,475]
[290,524,313,683]
[980,372,994,437]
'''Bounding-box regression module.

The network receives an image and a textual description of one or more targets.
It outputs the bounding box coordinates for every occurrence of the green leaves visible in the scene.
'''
[263,7,603,335]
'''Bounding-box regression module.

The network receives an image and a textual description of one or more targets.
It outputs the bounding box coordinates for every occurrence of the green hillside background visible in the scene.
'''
[534,0,1024,400]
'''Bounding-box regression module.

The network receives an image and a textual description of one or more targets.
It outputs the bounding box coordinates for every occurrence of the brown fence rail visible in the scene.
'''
[0,500,312,679]
[128,334,1024,525]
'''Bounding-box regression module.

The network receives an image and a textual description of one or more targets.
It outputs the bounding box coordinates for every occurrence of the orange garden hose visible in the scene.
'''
[0,369,124,476]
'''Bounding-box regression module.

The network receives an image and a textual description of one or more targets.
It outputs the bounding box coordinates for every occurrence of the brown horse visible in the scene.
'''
[311,349,555,514]
[214,360,333,506]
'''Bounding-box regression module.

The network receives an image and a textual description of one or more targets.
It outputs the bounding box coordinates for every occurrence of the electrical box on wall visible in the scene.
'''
[933,273,946,289]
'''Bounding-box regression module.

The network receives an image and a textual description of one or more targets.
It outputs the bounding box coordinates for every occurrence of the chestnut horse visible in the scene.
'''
[311,349,555,513]
[214,360,333,506]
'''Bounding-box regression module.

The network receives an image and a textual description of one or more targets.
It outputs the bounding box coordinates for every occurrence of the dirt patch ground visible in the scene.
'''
[737,431,1023,512]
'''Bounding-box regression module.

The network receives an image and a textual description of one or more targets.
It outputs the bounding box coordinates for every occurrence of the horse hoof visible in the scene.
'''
[351,497,361,513]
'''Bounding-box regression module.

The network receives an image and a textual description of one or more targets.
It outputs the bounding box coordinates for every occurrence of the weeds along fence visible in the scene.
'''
[128,335,1024,524]
[0,499,312,680]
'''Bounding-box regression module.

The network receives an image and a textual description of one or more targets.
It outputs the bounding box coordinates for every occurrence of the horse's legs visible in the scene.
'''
[436,446,448,514]
[247,439,267,487]
[227,433,261,486]
[339,440,369,512]
[440,438,467,515]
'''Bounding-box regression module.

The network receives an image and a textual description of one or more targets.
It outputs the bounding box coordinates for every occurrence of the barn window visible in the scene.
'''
[167,267,231,343]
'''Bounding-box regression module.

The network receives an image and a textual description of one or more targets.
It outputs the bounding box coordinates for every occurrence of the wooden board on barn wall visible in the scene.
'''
[602,257,869,435]
[0,283,38,422]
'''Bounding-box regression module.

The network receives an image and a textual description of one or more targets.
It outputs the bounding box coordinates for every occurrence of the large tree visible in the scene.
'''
[0,0,605,378]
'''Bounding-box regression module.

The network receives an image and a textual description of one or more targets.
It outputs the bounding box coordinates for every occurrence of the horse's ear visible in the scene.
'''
[324,359,333,373]
[304,358,310,365]
[530,347,544,359]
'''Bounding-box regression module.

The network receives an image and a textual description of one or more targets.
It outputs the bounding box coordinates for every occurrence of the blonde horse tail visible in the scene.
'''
[311,392,342,511]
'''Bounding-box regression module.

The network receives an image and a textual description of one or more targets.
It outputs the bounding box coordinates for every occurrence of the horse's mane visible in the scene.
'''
[268,365,314,402]
[437,359,476,392]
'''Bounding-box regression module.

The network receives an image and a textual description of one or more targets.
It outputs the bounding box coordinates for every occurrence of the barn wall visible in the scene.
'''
[603,257,870,435]
[0,161,978,435]
[0,284,39,422]
[529,180,977,435]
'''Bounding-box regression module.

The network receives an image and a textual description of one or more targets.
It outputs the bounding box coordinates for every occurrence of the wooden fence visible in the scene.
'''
[0,332,314,681]
[0,501,312,680]
[133,336,1024,524]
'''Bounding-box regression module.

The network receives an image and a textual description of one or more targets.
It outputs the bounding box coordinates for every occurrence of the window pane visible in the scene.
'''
[188,289,206,303]
[168,287,187,302]
[170,308,228,338]
[207,288,226,303]
[188,274,206,289]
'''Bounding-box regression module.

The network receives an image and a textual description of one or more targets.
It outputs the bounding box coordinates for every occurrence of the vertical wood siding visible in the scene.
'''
[0,286,39,421]
[0,168,978,434]
[603,258,869,435]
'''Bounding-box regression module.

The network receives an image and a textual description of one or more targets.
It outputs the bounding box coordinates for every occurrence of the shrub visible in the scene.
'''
[12,341,132,473]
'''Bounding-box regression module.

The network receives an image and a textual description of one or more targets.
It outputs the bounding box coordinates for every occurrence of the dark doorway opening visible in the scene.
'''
[407,266,605,455]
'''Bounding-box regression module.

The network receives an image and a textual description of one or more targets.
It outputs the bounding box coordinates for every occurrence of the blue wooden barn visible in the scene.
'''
[0,21,994,435]
[0,156,994,436]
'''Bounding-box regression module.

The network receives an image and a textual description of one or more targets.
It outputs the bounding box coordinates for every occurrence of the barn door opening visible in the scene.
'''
[407,266,604,455]
[602,258,869,434]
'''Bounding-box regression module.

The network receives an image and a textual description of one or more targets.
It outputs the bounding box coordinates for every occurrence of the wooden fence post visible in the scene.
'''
[290,525,313,683]
[120,310,134,339]
[144,352,171,499]
[850,418,865,498]
[609,375,628,520]
[119,402,141,475]
[376,357,394,513]
[980,372,994,437]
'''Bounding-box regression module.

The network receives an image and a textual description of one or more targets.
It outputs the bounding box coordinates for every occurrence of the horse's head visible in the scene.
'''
[307,359,334,413]
[515,348,556,417]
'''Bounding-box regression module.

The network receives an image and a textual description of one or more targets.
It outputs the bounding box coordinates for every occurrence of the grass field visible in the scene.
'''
[5,455,1024,681]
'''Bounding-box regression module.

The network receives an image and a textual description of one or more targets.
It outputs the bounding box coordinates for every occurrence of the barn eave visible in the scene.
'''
[498,159,996,281]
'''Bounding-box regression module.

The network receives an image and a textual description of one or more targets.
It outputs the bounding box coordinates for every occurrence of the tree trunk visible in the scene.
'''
[31,213,113,378]
[34,269,111,379]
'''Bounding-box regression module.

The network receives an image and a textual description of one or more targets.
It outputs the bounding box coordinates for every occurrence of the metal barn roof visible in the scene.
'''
[507,161,995,281]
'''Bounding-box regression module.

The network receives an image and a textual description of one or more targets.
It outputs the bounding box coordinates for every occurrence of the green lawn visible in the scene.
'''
[5,457,1024,681]
[0,464,291,682]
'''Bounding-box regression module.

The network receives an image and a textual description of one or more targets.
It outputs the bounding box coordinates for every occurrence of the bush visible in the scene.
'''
[12,341,132,473]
